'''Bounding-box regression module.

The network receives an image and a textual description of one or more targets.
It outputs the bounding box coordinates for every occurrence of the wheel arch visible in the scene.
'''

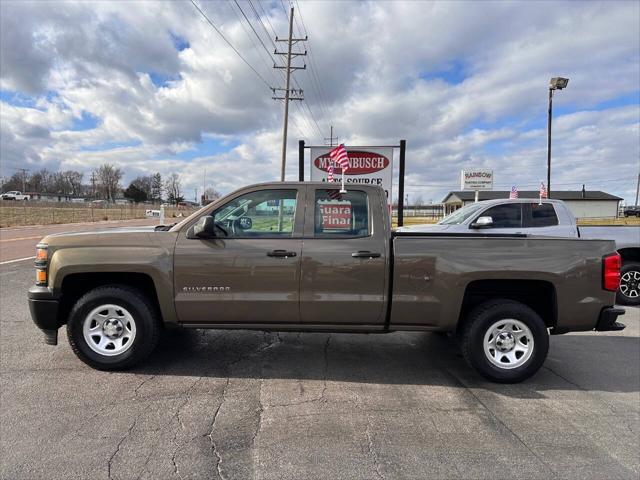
[58,272,170,327]
[618,247,640,264]
[456,279,557,334]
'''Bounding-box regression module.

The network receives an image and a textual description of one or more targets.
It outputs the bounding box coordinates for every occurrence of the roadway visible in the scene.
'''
[0,251,638,479]
[0,219,159,263]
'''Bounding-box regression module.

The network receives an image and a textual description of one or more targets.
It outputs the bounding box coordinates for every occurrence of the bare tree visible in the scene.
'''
[164,173,182,205]
[95,163,123,202]
[63,171,84,196]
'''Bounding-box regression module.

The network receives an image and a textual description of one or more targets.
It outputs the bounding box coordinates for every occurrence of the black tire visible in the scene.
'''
[460,300,549,383]
[67,285,161,370]
[617,262,640,306]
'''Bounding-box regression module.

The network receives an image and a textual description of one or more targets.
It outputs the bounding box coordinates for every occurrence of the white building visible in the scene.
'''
[442,190,622,219]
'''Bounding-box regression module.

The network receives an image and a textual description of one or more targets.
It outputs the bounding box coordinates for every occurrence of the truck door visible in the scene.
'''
[471,203,524,234]
[173,186,305,324]
[299,187,388,326]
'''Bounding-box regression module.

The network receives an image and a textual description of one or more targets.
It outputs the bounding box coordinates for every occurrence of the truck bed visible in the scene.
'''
[389,233,617,332]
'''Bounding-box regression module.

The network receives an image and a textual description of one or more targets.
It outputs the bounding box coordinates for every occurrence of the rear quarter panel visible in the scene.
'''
[390,235,617,331]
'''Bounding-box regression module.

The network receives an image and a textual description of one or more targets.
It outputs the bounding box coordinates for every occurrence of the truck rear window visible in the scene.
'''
[314,190,369,237]
[530,203,559,227]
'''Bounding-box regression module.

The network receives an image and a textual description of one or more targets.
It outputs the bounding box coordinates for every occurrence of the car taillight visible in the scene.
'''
[603,253,621,291]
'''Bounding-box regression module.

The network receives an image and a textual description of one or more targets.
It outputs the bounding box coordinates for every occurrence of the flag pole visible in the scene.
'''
[340,170,346,193]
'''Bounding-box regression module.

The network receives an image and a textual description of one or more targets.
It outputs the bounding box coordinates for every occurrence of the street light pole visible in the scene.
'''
[547,87,553,198]
[546,77,569,199]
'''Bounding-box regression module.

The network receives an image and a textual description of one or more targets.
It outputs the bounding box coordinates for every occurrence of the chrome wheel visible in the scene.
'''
[620,270,640,299]
[82,304,137,356]
[483,319,534,370]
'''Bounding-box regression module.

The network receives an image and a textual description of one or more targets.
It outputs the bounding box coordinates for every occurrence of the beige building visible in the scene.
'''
[442,190,622,219]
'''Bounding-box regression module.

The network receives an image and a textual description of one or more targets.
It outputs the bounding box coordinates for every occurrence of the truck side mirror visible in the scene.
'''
[191,216,216,239]
[470,216,493,229]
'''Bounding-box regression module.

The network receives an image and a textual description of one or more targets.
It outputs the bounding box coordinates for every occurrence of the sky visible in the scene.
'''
[1,0,639,204]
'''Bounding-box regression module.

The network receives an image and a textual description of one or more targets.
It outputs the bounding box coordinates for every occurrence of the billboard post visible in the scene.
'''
[398,139,406,227]
[298,140,305,181]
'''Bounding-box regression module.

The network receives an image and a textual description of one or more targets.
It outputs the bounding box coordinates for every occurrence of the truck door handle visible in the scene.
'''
[351,251,381,258]
[267,250,297,258]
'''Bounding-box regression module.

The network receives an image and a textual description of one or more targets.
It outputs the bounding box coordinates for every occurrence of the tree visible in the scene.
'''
[63,170,84,196]
[124,182,147,203]
[202,187,221,205]
[413,195,424,208]
[151,172,163,203]
[95,163,123,202]
[164,173,182,205]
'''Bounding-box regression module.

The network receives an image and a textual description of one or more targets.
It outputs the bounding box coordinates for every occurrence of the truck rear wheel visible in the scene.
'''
[67,285,161,370]
[461,300,549,383]
[617,262,640,306]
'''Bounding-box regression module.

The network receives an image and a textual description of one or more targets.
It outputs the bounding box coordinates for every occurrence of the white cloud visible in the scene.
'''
[0,0,638,203]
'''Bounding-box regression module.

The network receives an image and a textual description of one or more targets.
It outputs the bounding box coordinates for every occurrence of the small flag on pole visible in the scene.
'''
[327,164,334,182]
[509,186,518,199]
[329,144,349,193]
[539,182,547,205]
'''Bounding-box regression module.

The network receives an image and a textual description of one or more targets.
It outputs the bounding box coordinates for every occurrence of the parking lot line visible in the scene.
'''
[0,256,35,265]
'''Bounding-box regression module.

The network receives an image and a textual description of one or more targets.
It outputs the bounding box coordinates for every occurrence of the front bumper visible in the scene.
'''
[595,307,626,332]
[28,286,61,345]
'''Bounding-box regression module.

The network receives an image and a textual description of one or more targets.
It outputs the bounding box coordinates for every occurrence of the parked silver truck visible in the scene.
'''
[29,183,625,383]
[399,198,640,305]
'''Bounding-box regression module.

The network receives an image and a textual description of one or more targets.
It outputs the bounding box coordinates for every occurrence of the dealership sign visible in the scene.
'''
[310,147,394,205]
[460,169,494,190]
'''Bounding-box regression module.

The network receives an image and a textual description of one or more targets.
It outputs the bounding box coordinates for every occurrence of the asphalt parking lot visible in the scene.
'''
[1,259,639,480]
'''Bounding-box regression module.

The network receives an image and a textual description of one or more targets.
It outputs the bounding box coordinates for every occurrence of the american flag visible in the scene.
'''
[509,186,518,199]
[329,144,349,172]
[540,182,548,199]
[327,164,334,182]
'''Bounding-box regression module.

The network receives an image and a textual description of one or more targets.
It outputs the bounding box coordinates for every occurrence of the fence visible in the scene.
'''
[0,202,197,227]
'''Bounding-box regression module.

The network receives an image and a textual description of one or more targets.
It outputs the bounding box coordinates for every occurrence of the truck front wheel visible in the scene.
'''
[461,300,549,383]
[67,285,161,370]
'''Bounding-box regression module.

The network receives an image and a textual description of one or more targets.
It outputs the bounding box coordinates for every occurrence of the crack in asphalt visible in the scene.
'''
[365,417,385,480]
[443,368,557,477]
[542,365,619,414]
[133,374,156,396]
[108,415,140,480]
[206,377,230,480]
[265,334,332,408]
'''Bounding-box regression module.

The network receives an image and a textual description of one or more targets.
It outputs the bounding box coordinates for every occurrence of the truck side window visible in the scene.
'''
[530,203,559,227]
[314,190,369,238]
[211,189,297,237]
[480,204,522,228]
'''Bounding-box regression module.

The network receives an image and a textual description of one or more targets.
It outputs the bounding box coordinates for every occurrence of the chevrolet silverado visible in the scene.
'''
[28,182,625,383]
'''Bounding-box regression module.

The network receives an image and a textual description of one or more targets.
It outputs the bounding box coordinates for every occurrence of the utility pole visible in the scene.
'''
[15,168,29,192]
[635,173,639,206]
[90,172,97,199]
[203,168,206,204]
[273,6,306,182]
[324,125,338,146]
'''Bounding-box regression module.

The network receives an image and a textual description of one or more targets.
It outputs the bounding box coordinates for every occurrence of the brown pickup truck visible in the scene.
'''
[28,182,625,383]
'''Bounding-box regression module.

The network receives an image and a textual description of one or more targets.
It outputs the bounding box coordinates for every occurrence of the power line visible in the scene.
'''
[227,1,280,86]
[236,0,322,142]
[292,0,332,129]
[189,0,272,89]
[233,0,276,65]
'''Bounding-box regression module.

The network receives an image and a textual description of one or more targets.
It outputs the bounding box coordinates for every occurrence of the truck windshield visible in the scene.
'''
[438,203,485,225]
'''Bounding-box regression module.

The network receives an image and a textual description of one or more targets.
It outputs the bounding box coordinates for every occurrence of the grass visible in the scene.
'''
[0,203,197,228]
